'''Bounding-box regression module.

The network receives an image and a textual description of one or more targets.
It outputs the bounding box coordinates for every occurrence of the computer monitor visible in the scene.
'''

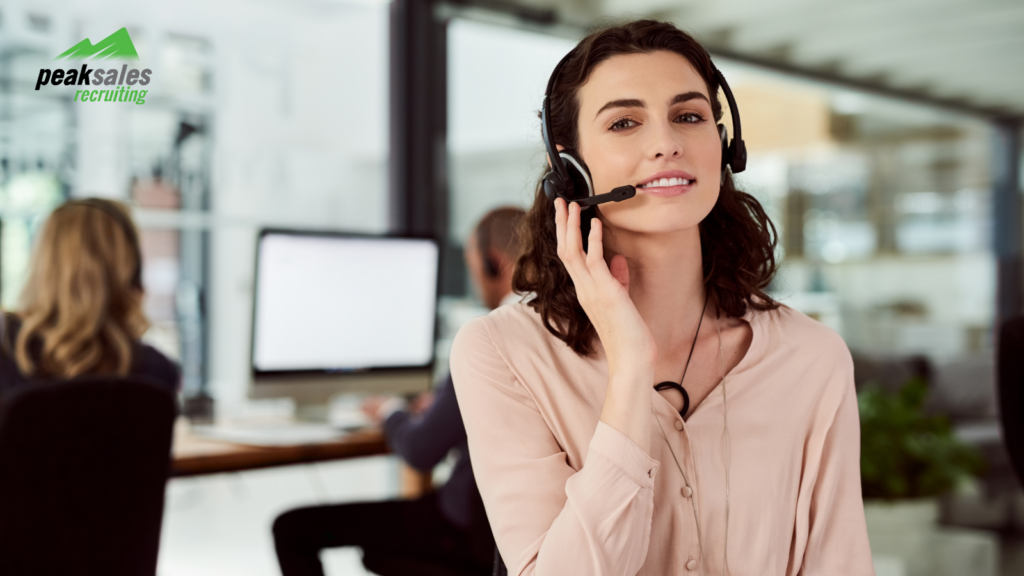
[249,229,439,419]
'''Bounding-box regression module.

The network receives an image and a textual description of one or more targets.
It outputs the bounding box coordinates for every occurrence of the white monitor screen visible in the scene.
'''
[252,232,439,373]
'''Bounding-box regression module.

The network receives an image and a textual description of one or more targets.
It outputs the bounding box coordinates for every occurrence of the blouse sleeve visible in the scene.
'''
[801,350,875,575]
[450,316,660,576]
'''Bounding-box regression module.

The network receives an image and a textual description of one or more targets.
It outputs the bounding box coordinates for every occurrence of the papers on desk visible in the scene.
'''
[191,422,363,447]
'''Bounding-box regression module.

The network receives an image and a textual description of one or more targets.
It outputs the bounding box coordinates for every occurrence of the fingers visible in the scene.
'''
[567,200,583,253]
[585,216,603,266]
[609,254,630,289]
[585,217,615,285]
[554,199,586,278]
[557,199,619,289]
[554,198,566,255]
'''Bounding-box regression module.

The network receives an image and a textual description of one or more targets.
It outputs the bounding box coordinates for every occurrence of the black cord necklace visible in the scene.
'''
[653,290,709,418]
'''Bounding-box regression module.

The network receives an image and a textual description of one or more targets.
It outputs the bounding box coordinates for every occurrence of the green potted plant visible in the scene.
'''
[858,376,987,576]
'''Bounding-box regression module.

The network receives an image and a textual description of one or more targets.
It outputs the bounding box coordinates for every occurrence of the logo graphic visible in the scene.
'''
[35,27,151,105]
[54,27,139,61]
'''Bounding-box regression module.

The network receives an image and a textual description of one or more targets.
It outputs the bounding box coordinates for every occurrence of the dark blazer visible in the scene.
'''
[0,314,180,393]
[383,372,485,531]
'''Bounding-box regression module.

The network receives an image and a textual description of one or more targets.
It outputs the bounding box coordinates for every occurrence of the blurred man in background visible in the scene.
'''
[273,206,526,576]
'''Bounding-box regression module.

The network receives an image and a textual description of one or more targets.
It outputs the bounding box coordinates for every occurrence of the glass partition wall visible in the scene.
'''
[727,71,994,363]
[438,18,575,363]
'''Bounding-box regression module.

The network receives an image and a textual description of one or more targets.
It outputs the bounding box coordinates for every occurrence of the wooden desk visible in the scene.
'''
[171,428,389,477]
[171,425,433,496]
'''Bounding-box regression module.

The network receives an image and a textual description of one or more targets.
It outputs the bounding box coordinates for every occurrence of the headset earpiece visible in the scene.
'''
[713,67,747,177]
[542,169,565,202]
[483,253,499,278]
[730,136,747,173]
[558,150,594,201]
[477,221,500,279]
[542,150,595,205]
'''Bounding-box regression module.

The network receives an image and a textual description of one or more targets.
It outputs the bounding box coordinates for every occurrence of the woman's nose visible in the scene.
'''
[646,119,683,159]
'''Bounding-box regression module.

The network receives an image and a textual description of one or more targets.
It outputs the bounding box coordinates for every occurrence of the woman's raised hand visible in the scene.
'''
[554,198,657,378]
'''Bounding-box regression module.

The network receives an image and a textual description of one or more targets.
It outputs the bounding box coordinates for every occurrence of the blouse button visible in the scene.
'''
[686,558,698,571]
[674,420,683,431]
[681,486,692,498]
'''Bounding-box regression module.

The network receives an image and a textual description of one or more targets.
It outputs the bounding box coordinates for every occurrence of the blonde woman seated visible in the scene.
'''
[0,198,179,391]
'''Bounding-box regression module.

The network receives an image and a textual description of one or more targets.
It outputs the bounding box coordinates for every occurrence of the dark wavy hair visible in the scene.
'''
[512,19,780,357]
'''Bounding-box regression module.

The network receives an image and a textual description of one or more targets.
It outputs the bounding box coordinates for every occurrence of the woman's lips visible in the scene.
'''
[637,180,695,197]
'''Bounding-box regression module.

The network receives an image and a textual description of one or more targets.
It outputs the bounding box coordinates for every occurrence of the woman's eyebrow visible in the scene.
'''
[594,91,710,119]
[671,91,710,106]
[594,98,644,119]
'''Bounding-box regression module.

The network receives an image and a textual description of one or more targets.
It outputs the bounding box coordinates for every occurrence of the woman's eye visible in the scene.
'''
[677,112,706,124]
[609,118,637,132]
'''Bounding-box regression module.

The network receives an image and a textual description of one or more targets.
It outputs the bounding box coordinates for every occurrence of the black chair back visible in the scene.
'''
[999,316,1024,485]
[0,376,176,576]
[493,546,507,576]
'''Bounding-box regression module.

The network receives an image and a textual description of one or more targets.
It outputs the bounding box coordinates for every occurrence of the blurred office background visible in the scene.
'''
[0,0,1022,574]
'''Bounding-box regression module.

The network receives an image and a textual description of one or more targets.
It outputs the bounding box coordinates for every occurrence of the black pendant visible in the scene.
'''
[654,381,690,418]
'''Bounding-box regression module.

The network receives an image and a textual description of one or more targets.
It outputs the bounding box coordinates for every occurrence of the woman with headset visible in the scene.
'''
[449,20,873,575]
[0,198,179,391]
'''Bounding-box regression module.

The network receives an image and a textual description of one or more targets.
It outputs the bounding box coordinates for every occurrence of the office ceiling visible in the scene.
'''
[501,0,1024,120]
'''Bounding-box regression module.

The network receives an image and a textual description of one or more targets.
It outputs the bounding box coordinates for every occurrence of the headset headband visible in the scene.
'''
[541,51,573,188]
[477,217,499,278]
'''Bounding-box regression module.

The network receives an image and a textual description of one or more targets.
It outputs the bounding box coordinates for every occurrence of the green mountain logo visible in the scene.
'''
[53,27,139,61]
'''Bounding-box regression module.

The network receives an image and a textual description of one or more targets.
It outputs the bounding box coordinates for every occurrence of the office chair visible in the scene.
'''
[998,316,1024,485]
[0,375,177,576]
[364,555,494,576]
[493,546,508,576]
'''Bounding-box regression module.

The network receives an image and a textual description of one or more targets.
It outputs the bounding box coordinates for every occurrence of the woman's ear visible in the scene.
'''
[547,144,566,169]
[544,144,569,169]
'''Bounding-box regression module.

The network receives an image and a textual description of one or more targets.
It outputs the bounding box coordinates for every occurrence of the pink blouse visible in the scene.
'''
[450,301,875,575]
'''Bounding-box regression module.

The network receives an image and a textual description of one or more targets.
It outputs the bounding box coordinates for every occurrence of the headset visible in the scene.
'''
[477,218,500,278]
[541,49,747,209]
[71,199,144,291]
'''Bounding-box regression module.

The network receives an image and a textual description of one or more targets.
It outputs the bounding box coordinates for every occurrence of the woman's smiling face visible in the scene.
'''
[574,50,722,235]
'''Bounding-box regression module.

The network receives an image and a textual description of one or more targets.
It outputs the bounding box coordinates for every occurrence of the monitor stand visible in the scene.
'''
[294,400,331,423]
[250,370,432,424]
